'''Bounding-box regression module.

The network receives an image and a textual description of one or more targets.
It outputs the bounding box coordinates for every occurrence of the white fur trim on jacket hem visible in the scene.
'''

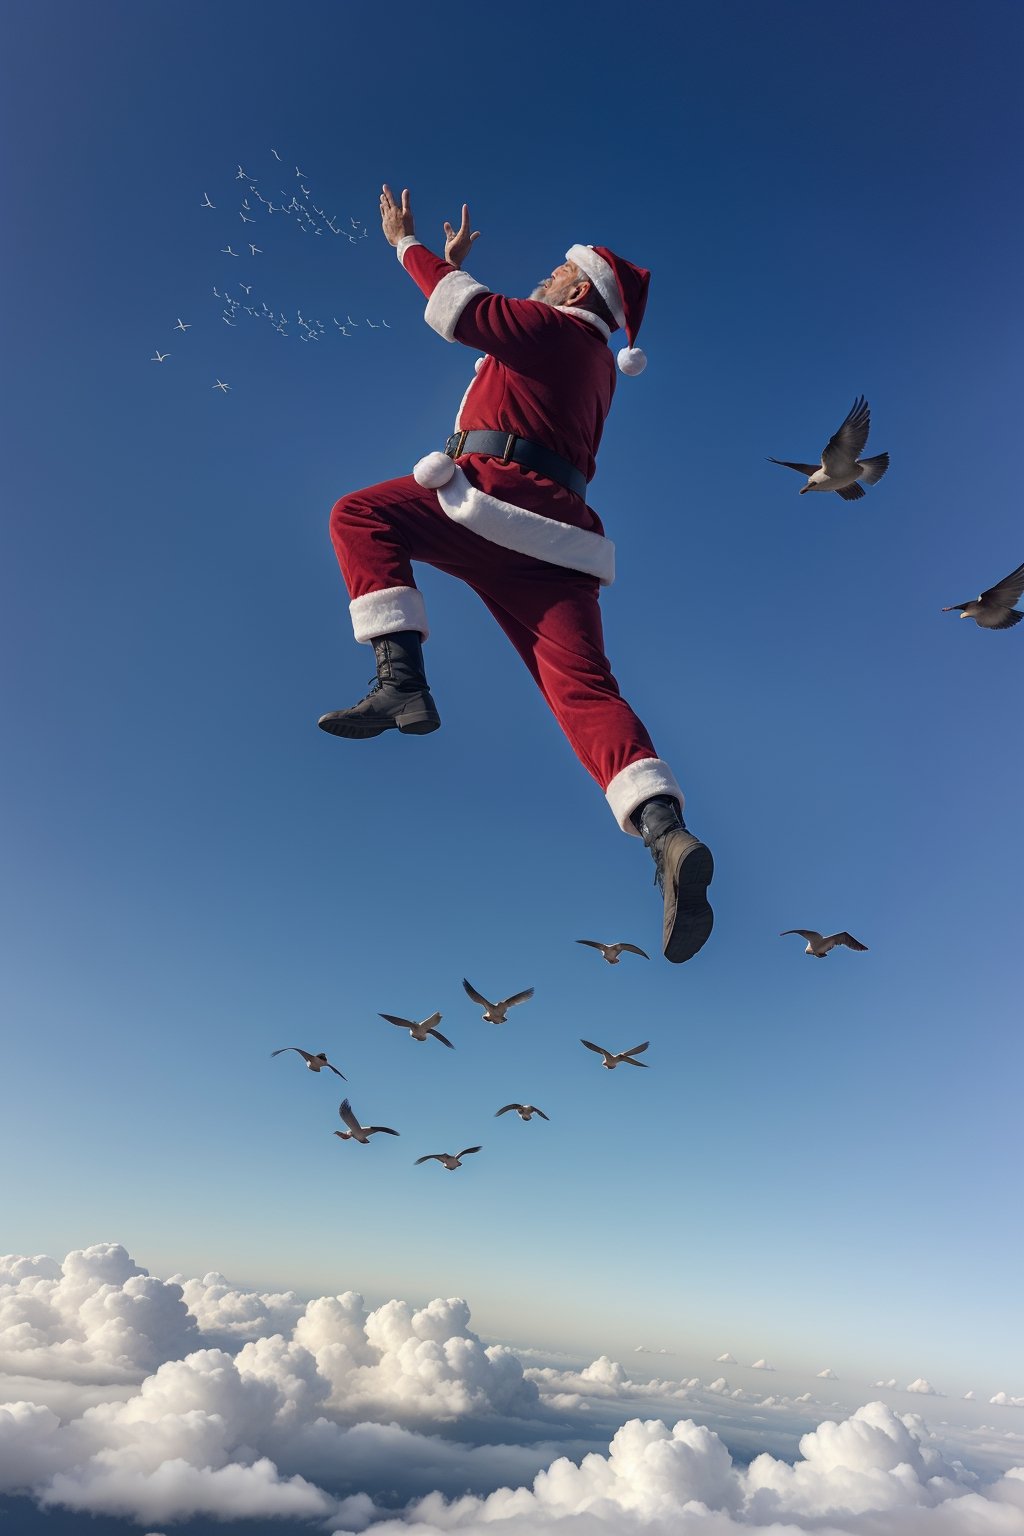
[435,464,615,587]
[424,269,489,341]
[396,235,421,265]
[565,245,625,328]
[349,586,429,643]
[604,757,684,836]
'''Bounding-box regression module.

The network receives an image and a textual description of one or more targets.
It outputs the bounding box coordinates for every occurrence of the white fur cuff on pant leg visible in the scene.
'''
[604,757,685,836]
[349,586,429,644]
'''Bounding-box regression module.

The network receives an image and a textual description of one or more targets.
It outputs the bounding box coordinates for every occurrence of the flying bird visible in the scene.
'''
[378,1011,454,1048]
[365,319,380,329]
[345,314,359,327]
[334,1098,399,1144]
[462,978,534,1024]
[768,396,889,501]
[221,245,239,257]
[942,559,1024,630]
[222,315,236,325]
[415,1147,482,1170]
[780,929,868,958]
[173,318,191,332]
[580,1039,650,1070]
[239,211,255,224]
[576,939,650,965]
[239,283,252,295]
[151,350,170,362]
[271,1047,346,1078]
[249,243,262,255]
[201,193,215,208]
[495,1104,549,1121]
[271,148,282,160]
[236,166,254,181]
[212,379,230,392]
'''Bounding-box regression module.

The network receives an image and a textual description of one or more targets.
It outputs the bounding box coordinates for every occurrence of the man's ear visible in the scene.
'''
[566,279,592,308]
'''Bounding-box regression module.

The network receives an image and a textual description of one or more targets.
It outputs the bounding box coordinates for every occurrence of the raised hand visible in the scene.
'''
[443,204,481,269]
[380,184,415,247]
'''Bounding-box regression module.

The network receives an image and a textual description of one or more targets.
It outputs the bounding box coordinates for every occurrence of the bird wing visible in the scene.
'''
[429,1027,455,1049]
[977,607,1024,630]
[780,929,821,943]
[495,1105,519,1116]
[415,1154,442,1165]
[622,1056,650,1068]
[501,988,535,1009]
[326,1062,348,1079]
[834,481,866,501]
[462,978,491,1007]
[338,1099,362,1134]
[618,944,650,959]
[458,1146,482,1158]
[822,396,871,471]
[832,932,869,951]
[271,1047,308,1060]
[379,1013,414,1029]
[366,1126,400,1136]
[580,1039,606,1055]
[534,1108,550,1120]
[623,1041,650,1057]
[981,559,1024,610]
[767,457,819,476]
[576,939,607,952]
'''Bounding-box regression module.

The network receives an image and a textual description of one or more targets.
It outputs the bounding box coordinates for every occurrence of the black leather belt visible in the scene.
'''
[444,429,588,501]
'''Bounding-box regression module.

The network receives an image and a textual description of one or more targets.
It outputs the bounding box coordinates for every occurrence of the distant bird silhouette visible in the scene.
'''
[271,1047,346,1078]
[462,978,534,1024]
[201,193,215,209]
[769,396,889,501]
[271,148,282,161]
[212,379,230,392]
[221,245,239,257]
[576,939,650,965]
[151,351,170,362]
[378,1011,453,1048]
[942,559,1024,630]
[415,1147,481,1170]
[495,1103,549,1121]
[173,318,191,332]
[581,1039,650,1070]
[780,929,868,958]
[334,1098,399,1143]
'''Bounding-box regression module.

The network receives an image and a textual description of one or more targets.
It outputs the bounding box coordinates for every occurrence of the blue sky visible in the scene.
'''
[2,0,1022,1405]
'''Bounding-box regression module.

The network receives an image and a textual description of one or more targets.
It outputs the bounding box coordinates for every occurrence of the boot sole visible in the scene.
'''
[317,711,441,740]
[664,842,715,964]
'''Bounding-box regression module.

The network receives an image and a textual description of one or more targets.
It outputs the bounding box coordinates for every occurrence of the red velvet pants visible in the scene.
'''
[329,475,682,832]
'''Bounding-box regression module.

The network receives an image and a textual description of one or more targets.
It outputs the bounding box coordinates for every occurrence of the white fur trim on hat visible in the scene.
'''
[565,244,625,328]
[349,586,429,644]
[413,450,456,488]
[395,235,421,265]
[435,464,615,586]
[617,346,647,376]
[424,269,489,341]
[604,757,684,836]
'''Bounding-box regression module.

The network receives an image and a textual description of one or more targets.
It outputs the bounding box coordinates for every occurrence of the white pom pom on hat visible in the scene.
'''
[617,346,647,376]
[412,450,456,488]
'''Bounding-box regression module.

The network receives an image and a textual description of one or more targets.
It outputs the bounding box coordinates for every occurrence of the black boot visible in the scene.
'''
[318,631,441,740]
[632,795,714,964]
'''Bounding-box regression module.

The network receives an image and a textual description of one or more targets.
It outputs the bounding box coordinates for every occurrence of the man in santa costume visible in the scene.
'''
[319,185,714,964]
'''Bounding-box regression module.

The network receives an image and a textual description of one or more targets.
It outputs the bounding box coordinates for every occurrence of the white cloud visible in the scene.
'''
[875,1378,897,1388]
[907,1378,943,1395]
[991,1394,1024,1409]
[716,1352,737,1364]
[965,1391,976,1400]
[817,1367,837,1379]
[170,1270,306,1342]
[750,1358,775,1371]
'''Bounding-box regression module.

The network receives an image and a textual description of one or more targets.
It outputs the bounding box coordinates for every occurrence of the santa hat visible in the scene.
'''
[565,244,650,375]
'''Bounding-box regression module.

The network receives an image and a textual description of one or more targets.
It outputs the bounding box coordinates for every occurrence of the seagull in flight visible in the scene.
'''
[415,1147,481,1170]
[236,165,255,181]
[222,315,236,325]
[249,243,262,255]
[239,282,252,295]
[365,319,380,329]
[271,148,282,161]
[221,245,239,257]
[212,379,230,392]
[345,314,359,327]
[201,193,215,208]
[271,1047,346,1079]
[350,216,361,228]
[300,184,310,197]
[576,939,650,965]
[334,1098,399,1144]
[151,350,170,362]
[173,318,191,332]
[581,1039,650,1070]
[780,929,868,958]
[496,1103,549,1122]
[295,165,307,177]
[769,396,889,501]
[239,211,255,224]
[942,559,1024,630]
[381,320,391,328]
[462,978,534,1024]
[378,1011,454,1048]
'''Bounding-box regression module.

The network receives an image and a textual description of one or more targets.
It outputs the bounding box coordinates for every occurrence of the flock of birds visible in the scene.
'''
[269,926,885,1171]
[148,151,395,388]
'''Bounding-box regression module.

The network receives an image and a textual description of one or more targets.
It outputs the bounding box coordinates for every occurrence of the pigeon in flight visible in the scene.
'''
[942,559,1024,630]
[495,1103,549,1121]
[769,396,889,501]
[378,1011,454,1048]
[334,1098,399,1143]
[415,1147,482,1170]
[576,939,650,965]
[462,978,534,1024]
[271,1047,346,1078]
[780,929,868,958]
[580,1039,650,1070]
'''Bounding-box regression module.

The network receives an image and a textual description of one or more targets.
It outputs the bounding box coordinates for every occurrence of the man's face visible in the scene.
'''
[531,260,589,307]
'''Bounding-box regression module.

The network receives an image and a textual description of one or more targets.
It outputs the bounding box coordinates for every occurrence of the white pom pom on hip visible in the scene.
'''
[412,451,457,488]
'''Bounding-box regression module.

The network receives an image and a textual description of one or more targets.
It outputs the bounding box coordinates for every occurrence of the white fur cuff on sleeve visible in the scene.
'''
[604,758,685,836]
[396,235,421,265]
[424,269,489,341]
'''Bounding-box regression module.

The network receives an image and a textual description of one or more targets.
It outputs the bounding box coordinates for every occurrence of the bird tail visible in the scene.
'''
[858,452,889,485]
